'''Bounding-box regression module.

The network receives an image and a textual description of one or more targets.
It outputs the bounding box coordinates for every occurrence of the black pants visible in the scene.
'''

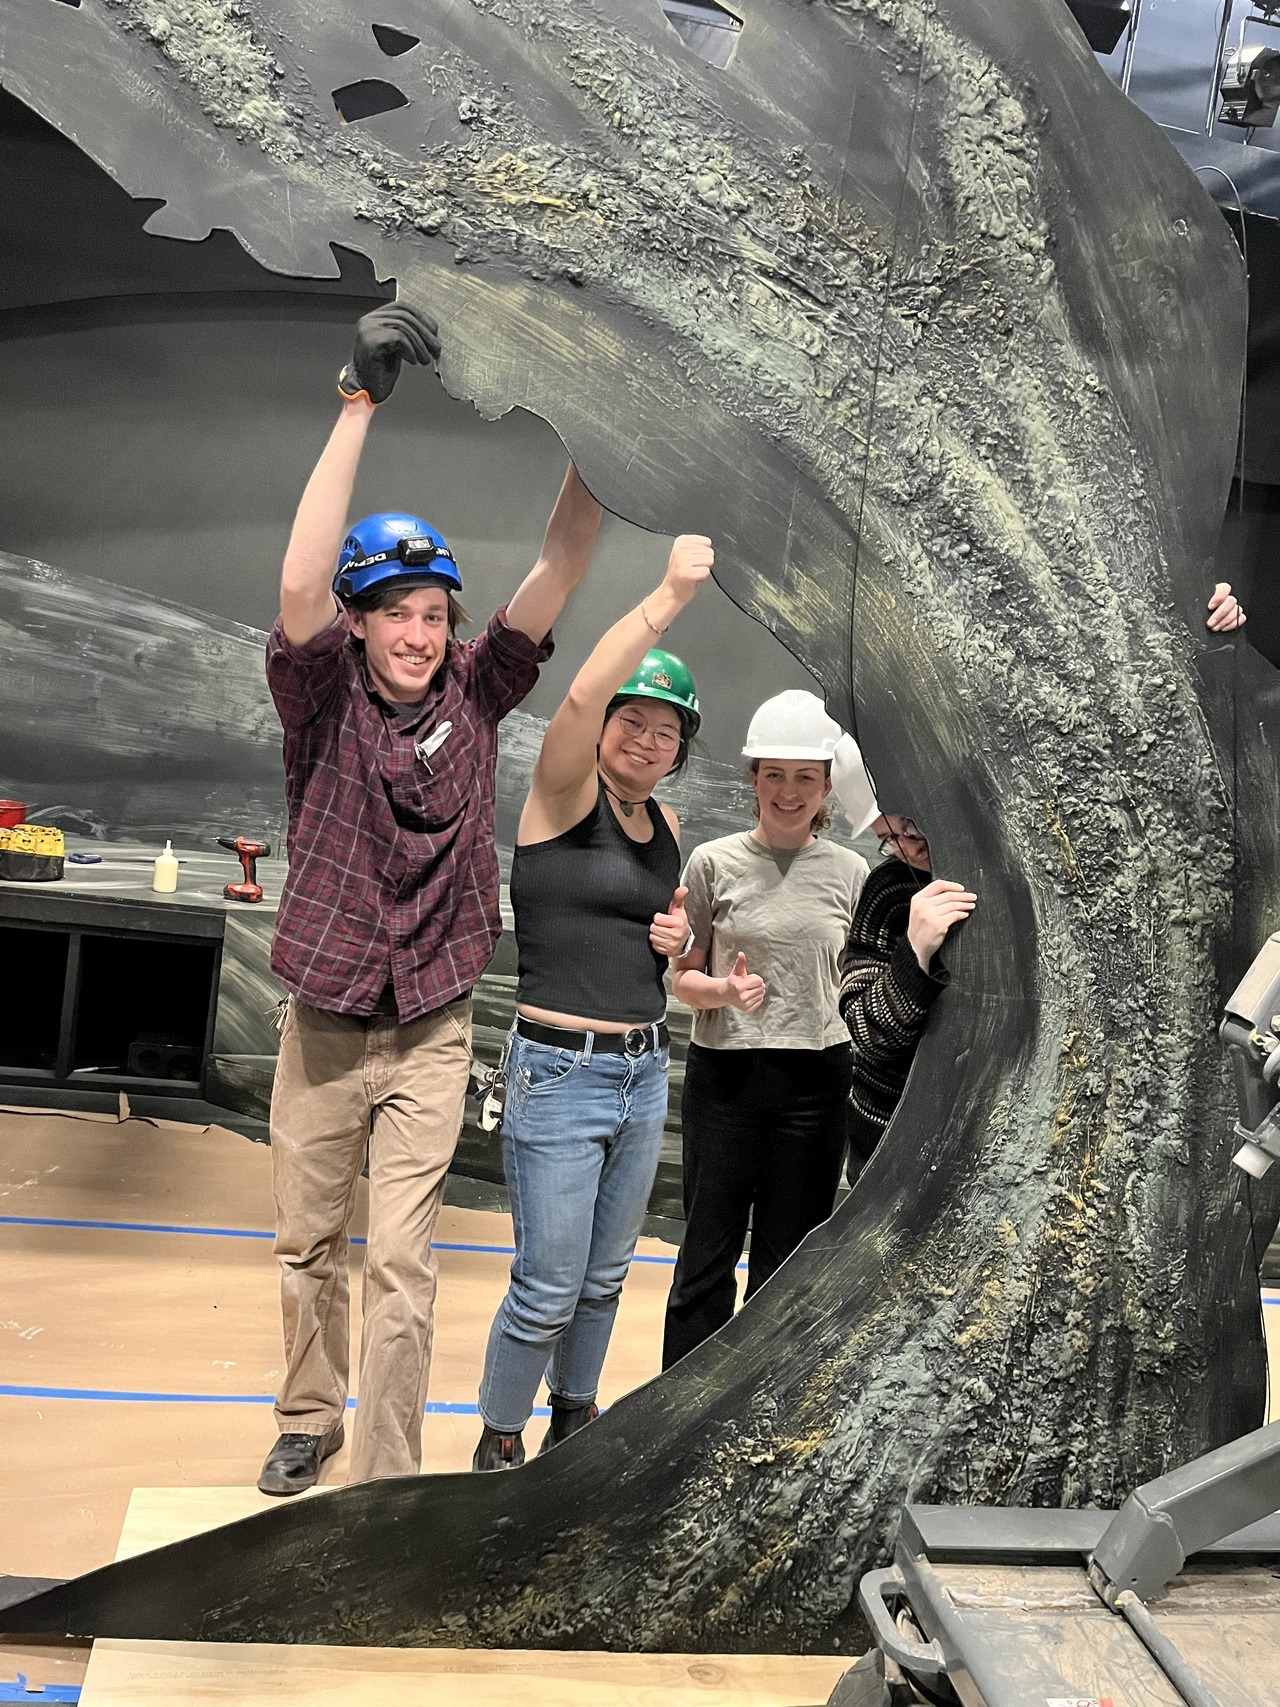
[661,1041,852,1370]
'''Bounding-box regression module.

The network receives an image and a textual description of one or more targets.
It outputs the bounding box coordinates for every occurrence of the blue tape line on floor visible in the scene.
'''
[0,1213,722,1267]
[1,1213,274,1240]
[0,1682,80,1703]
[0,1382,549,1415]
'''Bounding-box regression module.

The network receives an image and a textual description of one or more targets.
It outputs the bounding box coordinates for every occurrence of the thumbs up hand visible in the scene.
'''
[650,886,691,958]
[723,952,766,1013]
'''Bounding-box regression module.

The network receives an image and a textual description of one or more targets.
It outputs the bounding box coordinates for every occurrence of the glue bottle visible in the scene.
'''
[152,840,179,893]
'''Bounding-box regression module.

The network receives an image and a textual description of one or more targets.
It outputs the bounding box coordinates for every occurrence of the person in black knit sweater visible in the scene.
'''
[837,816,976,1180]
[832,576,1248,1182]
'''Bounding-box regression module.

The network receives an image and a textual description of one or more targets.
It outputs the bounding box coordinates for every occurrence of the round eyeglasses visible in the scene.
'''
[615,710,680,753]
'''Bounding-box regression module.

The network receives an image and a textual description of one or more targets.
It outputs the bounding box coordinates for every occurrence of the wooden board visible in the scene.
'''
[71,1486,848,1705]
[114,1486,334,1559]
[79,1640,848,1707]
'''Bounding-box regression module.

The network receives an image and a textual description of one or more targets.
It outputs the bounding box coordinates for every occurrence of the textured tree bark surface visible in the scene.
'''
[3,0,1279,1656]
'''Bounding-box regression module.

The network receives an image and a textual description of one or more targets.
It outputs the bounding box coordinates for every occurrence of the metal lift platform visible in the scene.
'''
[852,1422,1280,1707]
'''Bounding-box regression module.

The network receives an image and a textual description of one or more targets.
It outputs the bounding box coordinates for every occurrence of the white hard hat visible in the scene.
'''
[830,733,880,837]
[742,690,843,761]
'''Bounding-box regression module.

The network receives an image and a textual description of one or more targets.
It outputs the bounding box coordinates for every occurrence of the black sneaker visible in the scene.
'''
[256,1423,344,1496]
[537,1396,599,1455]
[472,1425,525,1471]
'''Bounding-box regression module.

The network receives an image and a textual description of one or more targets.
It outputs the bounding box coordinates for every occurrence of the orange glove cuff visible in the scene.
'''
[336,371,378,408]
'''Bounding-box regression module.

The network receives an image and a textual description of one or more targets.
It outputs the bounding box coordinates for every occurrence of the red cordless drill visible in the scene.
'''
[217,835,271,903]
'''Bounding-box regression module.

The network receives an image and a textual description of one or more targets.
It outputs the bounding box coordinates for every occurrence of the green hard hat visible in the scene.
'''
[617,649,701,735]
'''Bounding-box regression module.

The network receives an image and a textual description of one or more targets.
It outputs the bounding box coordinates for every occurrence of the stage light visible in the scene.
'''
[1066,1,1132,55]
[1218,43,1280,129]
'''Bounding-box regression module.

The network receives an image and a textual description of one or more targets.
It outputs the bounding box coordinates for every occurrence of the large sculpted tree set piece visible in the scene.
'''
[2,0,1278,1656]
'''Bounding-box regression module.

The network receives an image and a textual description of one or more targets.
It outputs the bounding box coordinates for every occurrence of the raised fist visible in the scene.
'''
[337,303,441,406]
[663,535,714,606]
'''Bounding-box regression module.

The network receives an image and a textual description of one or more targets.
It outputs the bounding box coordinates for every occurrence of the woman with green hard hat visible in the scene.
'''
[473,533,710,1471]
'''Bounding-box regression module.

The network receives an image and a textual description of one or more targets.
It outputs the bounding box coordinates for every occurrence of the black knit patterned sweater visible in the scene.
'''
[837,856,950,1165]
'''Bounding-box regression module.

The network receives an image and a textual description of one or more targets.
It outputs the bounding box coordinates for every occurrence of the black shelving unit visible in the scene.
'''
[0,894,223,1098]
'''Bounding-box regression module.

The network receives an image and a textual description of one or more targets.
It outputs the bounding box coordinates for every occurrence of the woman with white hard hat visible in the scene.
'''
[661,689,870,1368]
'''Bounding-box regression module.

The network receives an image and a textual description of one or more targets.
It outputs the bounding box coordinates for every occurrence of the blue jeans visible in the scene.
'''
[478,1030,669,1433]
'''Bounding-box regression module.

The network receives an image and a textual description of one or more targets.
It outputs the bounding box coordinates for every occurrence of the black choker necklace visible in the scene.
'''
[600,777,646,819]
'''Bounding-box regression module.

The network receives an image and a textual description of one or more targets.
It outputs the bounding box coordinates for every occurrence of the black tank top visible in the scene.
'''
[511,783,680,1024]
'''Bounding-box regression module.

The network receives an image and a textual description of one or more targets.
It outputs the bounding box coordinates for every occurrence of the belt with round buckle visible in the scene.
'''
[515,1018,668,1055]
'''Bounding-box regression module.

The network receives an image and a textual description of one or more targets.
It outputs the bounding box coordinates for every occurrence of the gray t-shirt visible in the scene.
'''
[682,832,869,1051]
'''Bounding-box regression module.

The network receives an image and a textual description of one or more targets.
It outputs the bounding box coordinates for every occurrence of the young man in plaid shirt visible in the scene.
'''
[258,304,603,1494]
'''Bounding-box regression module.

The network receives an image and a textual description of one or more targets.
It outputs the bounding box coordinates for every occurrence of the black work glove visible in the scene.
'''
[337,303,441,405]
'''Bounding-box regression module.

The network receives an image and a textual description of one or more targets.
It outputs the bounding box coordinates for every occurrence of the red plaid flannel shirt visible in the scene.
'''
[266,607,550,1020]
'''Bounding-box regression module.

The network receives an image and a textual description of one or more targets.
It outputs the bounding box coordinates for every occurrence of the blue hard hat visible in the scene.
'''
[333,512,461,602]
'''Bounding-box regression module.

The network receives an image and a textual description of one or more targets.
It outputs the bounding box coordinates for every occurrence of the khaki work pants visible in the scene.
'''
[269,994,472,1482]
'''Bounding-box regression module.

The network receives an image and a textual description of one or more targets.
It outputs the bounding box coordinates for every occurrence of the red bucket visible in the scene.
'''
[0,801,26,829]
